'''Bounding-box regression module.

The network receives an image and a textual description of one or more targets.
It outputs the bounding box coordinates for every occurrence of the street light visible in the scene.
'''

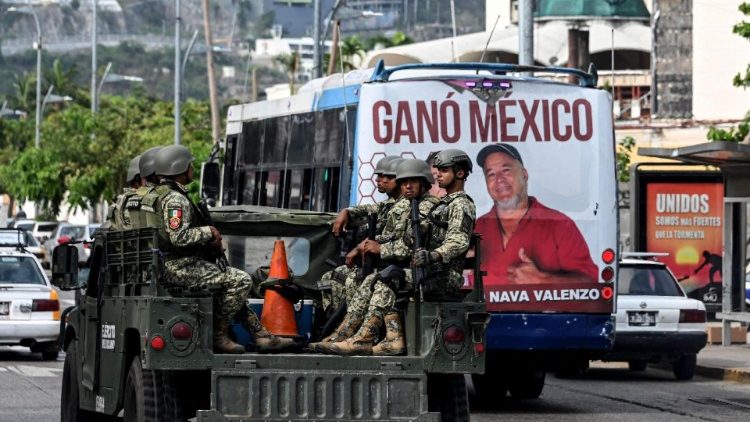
[8,6,42,148]
[95,62,144,111]
[42,85,73,113]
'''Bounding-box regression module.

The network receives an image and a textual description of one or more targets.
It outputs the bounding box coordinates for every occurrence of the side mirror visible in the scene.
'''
[51,244,80,290]
[200,161,221,205]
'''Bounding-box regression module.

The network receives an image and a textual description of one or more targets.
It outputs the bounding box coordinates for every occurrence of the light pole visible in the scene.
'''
[174,0,181,145]
[91,0,98,114]
[95,62,144,110]
[8,7,42,148]
[316,7,383,77]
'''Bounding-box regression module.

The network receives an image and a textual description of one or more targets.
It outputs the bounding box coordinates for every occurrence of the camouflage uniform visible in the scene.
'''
[347,193,439,330]
[320,196,398,311]
[423,191,476,295]
[155,180,252,336]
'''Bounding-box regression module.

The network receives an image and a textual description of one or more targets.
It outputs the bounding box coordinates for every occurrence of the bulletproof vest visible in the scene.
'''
[134,184,162,229]
[107,188,138,230]
[426,192,474,250]
[154,182,208,258]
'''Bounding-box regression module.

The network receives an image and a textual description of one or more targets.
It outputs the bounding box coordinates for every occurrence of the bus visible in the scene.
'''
[210,61,618,400]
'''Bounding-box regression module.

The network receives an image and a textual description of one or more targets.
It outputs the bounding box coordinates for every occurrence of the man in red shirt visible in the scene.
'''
[475,144,598,285]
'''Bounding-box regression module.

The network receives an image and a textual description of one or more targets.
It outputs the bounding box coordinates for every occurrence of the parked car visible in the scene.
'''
[32,221,59,243]
[41,223,86,268]
[12,219,35,232]
[0,229,45,262]
[0,246,60,360]
[600,256,707,380]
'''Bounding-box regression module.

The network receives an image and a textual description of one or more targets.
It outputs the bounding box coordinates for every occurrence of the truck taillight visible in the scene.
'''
[443,326,465,344]
[601,248,615,264]
[150,335,165,351]
[680,309,706,323]
[171,322,193,340]
[601,266,614,282]
[601,286,614,300]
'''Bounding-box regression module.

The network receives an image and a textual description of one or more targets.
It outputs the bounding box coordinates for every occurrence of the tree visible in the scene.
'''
[616,136,636,183]
[11,72,35,112]
[733,2,750,88]
[275,52,299,94]
[339,36,366,71]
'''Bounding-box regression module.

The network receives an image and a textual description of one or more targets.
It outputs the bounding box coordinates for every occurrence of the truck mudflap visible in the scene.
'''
[196,366,439,421]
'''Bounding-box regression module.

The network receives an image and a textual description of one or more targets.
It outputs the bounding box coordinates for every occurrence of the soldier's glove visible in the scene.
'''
[413,249,441,267]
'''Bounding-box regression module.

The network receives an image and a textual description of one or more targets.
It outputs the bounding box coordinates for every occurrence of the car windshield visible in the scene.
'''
[16,223,34,231]
[36,223,58,233]
[0,256,45,285]
[618,265,684,296]
[0,231,39,247]
[60,226,85,239]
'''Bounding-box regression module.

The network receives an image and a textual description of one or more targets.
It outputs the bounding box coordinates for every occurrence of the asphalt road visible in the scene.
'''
[1,354,749,422]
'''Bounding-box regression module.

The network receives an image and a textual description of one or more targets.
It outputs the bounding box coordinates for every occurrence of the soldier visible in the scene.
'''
[314,159,438,355]
[413,148,476,299]
[320,156,403,314]
[103,155,142,230]
[152,145,295,353]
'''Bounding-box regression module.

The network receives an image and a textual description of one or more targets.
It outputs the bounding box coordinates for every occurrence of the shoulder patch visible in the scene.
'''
[167,207,183,230]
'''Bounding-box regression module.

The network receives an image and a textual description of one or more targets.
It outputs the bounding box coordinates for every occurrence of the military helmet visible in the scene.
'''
[155,145,194,176]
[126,155,141,183]
[375,156,402,176]
[432,148,473,173]
[139,146,163,178]
[382,157,404,177]
[395,159,434,184]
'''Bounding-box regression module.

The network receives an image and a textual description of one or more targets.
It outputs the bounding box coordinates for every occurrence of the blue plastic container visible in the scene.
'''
[248,298,314,340]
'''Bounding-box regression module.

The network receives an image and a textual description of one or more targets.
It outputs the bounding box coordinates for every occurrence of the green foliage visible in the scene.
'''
[616,136,636,183]
[707,120,750,143]
[733,2,750,88]
[0,147,67,216]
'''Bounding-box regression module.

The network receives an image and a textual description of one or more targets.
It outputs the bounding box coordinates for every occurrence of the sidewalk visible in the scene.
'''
[695,343,750,383]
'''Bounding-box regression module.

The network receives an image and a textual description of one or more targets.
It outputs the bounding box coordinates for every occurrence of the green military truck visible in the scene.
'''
[52,205,489,422]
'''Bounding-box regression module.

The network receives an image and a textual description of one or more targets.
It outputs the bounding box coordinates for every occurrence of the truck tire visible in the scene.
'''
[471,372,507,407]
[123,357,186,422]
[508,368,545,400]
[672,354,697,380]
[428,374,469,422]
[628,360,648,372]
[62,341,111,422]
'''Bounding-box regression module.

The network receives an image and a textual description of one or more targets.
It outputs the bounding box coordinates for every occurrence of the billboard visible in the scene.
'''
[354,78,618,313]
[643,180,724,309]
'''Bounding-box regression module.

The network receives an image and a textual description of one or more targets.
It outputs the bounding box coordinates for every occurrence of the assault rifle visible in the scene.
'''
[196,199,229,272]
[361,212,378,276]
[410,198,427,299]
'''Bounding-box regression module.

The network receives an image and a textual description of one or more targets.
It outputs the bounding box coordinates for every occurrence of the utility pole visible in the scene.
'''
[313,0,321,78]
[201,0,220,143]
[518,0,534,66]
[175,0,182,145]
[91,0,98,113]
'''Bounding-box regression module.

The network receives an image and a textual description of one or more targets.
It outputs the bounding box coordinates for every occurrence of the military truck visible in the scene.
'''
[52,205,489,421]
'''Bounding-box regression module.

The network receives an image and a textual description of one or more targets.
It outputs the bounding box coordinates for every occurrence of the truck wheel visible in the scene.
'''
[508,368,545,400]
[672,354,697,380]
[471,372,507,407]
[123,357,186,422]
[62,341,110,422]
[428,374,469,422]
[628,360,648,372]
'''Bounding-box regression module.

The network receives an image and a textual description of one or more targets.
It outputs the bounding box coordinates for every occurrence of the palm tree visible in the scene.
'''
[340,36,366,71]
[12,72,35,112]
[274,51,299,94]
[44,59,80,101]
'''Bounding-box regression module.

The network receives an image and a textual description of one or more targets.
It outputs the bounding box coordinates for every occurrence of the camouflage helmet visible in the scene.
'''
[126,155,141,183]
[139,146,163,178]
[374,156,403,177]
[155,145,194,176]
[382,157,404,177]
[395,159,434,184]
[432,148,473,173]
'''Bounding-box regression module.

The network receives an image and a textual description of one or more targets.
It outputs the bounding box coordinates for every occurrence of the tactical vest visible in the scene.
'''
[134,184,163,229]
[153,182,210,259]
[426,192,474,250]
[107,188,139,230]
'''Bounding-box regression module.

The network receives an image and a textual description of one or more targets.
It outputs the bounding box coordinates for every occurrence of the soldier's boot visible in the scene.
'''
[308,314,363,352]
[372,312,405,356]
[318,316,382,356]
[213,324,245,354]
[245,311,296,352]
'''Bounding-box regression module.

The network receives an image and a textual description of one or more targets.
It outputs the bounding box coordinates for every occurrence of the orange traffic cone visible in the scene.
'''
[260,240,299,337]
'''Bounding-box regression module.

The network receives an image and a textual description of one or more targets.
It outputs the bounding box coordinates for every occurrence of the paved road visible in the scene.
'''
[2,356,750,421]
[472,362,750,422]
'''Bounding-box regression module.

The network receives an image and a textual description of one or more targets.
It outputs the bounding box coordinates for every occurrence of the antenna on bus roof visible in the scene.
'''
[450,0,457,62]
[336,22,350,211]
[478,14,501,74]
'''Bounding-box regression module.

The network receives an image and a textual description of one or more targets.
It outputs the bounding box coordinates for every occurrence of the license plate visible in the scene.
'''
[0,302,9,316]
[628,311,657,326]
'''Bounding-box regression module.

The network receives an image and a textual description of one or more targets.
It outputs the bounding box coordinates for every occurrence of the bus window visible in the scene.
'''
[314,109,344,165]
[287,169,315,210]
[289,113,315,165]
[242,121,262,166]
[264,116,289,166]
[265,171,282,207]
[257,171,268,206]
[311,167,341,212]
[242,170,257,205]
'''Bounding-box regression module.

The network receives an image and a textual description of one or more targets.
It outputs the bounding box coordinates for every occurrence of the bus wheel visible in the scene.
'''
[123,357,186,422]
[428,374,469,422]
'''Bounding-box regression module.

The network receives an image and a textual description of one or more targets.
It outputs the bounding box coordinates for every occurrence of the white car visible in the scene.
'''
[0,247,61,360]
[0,229,45,263]
[602,257,707,380]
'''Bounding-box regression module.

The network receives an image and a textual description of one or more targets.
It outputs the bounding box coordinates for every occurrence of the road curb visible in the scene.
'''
[655,362,750,384]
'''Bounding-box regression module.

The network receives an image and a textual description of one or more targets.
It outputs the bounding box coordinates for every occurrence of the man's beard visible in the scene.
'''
[493,179,527,211]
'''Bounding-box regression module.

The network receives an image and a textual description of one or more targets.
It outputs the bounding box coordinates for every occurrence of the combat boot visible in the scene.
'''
[372,312,405,356]
[213,325,245,354]
[317,315,382,356]
[245,311,296,352]
[308,313,363,352]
